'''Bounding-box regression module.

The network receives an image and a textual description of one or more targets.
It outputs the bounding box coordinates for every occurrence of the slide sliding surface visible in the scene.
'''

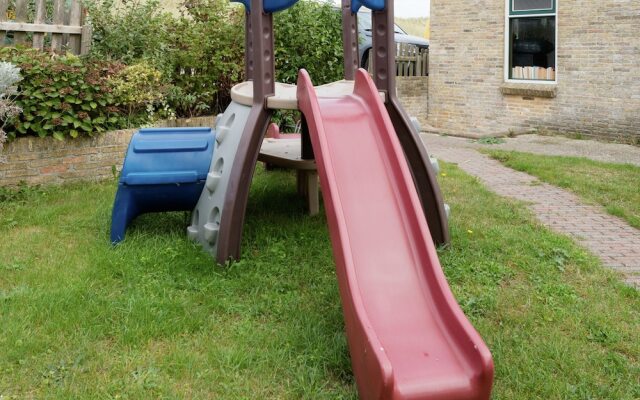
[297,69,493,400]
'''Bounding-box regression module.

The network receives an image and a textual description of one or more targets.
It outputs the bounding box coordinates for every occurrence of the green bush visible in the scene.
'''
[274,0,343,85]
[0,47,129,140]
[82,0,172,67]
[163,0,245,117]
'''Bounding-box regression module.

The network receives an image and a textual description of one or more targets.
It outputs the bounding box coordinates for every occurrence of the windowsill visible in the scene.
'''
[500,81,557,98]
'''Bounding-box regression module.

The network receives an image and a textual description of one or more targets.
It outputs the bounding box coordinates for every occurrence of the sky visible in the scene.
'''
[394,0,430,18]
[330,0,430,18]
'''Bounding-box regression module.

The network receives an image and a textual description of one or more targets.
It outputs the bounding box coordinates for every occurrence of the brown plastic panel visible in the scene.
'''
[370,1,450,246]
[216,0,274,263]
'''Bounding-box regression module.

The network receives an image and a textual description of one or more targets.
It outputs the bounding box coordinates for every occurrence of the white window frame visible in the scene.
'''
[504,0,558,84]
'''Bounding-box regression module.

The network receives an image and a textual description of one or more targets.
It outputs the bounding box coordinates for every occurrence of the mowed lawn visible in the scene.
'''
[0,164,638,399]
[486,150,640,229]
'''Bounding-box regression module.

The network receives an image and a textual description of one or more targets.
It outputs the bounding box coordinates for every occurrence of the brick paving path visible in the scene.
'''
[422,133,640,167]
[426,144,640,288]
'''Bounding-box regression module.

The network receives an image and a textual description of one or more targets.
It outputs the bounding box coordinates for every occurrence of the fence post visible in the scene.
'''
[80,24,92,55]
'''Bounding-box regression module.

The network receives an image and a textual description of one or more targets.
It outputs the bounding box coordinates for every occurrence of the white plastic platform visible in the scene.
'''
[231,80,386,110]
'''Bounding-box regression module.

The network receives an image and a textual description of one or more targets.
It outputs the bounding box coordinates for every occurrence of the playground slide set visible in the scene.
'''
[110,0,494,398]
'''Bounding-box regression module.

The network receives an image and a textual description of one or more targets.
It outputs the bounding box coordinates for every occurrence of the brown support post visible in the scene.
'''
[371,0,450,246]
[216,0,274,263]
[341,0,358,80]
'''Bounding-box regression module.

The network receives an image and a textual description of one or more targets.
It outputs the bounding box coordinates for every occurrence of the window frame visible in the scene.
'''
[510,0,556,16]
[504,0,558,84]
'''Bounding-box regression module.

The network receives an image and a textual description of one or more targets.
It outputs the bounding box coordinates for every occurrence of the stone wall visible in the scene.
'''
[0,116,216,187]
[397,77,429,127]
[428,0,640,141]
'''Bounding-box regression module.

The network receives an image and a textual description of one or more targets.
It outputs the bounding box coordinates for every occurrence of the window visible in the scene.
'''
[506,0,556,82]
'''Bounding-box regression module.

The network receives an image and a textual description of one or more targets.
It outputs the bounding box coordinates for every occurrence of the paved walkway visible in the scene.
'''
[423,133,640,166]
[423,137,640,288]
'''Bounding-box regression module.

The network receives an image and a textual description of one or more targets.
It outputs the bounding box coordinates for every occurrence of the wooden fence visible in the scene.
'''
[368,43,429,77]
[0,0,91,55]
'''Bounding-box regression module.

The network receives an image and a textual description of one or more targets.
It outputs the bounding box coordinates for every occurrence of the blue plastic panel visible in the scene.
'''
[351,0,385,13]
[264,0,299,13]
[123,171,199,186]
[133,139,209,153]
[120,127,215,185]
[230,0,299,13]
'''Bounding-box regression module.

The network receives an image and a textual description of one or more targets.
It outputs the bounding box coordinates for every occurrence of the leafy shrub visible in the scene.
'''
[0,61,22,152]
[83,0,172,67]
[0,47,128,140]
[109,62,170,121]
[163,0,245,117]
[84,0,343,118]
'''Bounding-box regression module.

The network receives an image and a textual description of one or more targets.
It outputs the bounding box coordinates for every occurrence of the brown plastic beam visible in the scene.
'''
[216,0,274,263]
[244,12,253,80]
[341,0,358,80]
[370,0,450,246]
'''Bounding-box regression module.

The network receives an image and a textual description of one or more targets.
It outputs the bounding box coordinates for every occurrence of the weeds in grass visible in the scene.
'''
[476,137,506,145]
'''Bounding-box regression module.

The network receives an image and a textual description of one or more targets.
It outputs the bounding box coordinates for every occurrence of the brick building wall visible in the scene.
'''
[428,0,640,141]
[397,77,429,127]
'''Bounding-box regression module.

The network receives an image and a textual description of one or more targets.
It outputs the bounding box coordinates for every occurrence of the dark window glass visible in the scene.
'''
[513,0,553,12]
[509,16,555,80]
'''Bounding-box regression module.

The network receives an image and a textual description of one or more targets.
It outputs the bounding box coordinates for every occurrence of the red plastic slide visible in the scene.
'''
[297,69,494,400]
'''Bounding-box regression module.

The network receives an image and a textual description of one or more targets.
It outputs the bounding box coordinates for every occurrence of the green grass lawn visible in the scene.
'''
[0,164,638,399]
[485,150,640,229]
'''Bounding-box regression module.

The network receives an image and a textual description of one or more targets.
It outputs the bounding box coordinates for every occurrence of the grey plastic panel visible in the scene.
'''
[430,156,440,175]
[188,101,252,258]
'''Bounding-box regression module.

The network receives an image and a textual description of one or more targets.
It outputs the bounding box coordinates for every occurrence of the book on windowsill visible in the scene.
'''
[512,66,555,81]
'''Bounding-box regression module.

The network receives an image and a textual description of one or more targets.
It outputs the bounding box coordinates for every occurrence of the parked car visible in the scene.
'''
[356,10,429,68]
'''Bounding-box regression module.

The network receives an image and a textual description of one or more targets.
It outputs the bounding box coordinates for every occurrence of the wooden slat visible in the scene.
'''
[0,22,82,34]
[14,0,28,45]
[31,0,47,50]
[423,52,428,76]
[51,0,65,53]
[0,0,8,45]
[68,0,82,53]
